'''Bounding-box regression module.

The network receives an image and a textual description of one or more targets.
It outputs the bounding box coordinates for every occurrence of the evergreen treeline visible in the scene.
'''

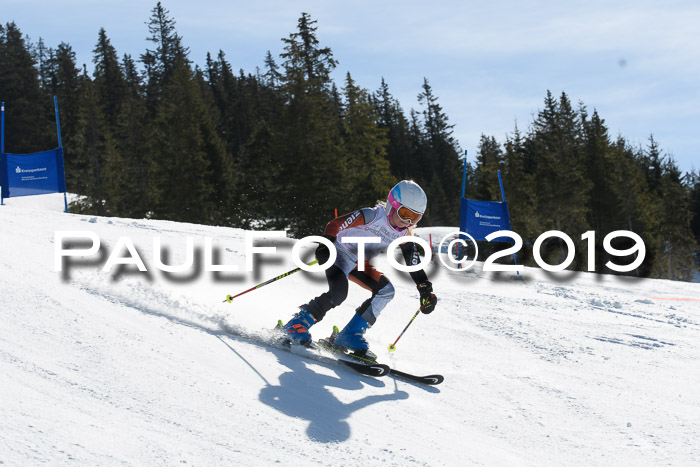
[0,6,460,237]
[1,5,698,280]
[473,91,699,281]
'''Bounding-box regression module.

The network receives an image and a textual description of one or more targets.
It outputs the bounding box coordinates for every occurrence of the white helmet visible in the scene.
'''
[387,180,427,224]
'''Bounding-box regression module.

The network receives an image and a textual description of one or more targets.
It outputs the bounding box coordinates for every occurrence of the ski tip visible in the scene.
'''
[422,375,444,385]
[388,369,445,385]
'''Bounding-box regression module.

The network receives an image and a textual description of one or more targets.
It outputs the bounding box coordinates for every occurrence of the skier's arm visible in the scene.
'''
[398,241,429,284]
[399,240,437,314]
[315,209,372,262]
[323,208,371,238]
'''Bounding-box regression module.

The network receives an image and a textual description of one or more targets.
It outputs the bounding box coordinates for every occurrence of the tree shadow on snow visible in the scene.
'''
[257,353,409,443]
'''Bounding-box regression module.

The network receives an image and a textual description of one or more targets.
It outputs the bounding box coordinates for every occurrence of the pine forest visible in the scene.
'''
[1,4,698,280]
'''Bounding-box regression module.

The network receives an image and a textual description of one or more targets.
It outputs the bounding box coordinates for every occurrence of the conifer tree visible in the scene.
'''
[416,78,462,225]
[110,53,153,218]
[375,78,414,180]
[93,28,127,128]
[340,72,393,209]
[34,41,83,194]
[121,54,141,96]
[689,170,700,251]
[141,4,232,224]
[0,22,51,152]
[70,67,112,214]
[90,29,127,214]
[581,108,613,232]
[262,50,282,88]
[530,91,591,236]
[141,2,188,114]
[274,12,344,236]
[640,135,664,193]
[474,134,504,201]
[206,52,236,154]
[502,124,538,241]
[150,61,217,223]
[194,64,236,225]
[601,137,657,276]
[34,37,53,91]
[89,30,152,217]
[650,151,696,280]
[407,109,424,175]
[205,51,280,226]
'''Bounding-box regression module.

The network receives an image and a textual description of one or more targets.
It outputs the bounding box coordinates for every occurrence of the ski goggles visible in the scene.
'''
[388,191,423,224]
[395,205,423,224]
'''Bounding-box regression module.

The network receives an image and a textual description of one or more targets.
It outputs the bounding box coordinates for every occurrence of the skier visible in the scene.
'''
[280,180,437,361]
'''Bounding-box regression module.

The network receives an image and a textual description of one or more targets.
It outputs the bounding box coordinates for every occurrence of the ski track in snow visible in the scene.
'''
[1,194,699,466]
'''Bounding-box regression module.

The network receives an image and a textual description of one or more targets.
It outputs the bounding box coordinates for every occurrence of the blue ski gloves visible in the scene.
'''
[417,281,437,314]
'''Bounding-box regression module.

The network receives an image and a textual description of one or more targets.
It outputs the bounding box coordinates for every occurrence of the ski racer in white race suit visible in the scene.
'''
[280,180,437,360]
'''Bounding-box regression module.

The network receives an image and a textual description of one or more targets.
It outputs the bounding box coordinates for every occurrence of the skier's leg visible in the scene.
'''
[281,248,354,343]
[304,265,349,321]
[334,265,394,359]
[349,264,395,325]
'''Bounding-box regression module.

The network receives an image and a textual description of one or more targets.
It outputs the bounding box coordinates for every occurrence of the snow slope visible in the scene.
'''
[1,193,699,466]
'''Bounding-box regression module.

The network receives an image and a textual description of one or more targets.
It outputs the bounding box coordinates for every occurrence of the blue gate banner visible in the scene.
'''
[1,148,66,199]
[460,198,512,241]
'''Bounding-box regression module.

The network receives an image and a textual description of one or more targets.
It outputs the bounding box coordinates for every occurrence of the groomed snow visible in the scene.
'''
[1,193,698,466]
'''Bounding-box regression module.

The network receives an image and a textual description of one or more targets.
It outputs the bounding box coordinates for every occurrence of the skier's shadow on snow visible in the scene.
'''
[257,351,409,443]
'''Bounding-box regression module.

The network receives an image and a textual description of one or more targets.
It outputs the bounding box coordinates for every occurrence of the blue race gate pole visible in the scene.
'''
[461,149,467,199]
[497,170,519,273]
[54,96,68,213]
[54,96,63,149]
[1,102,5,206]
[497,169,506,203]
[1,101,5,153]
[460,150,468,265]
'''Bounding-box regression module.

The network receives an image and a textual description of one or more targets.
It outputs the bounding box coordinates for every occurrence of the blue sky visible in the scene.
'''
[5,0,699,173]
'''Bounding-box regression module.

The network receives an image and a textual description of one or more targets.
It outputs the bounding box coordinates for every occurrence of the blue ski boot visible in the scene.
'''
[281,307,316,346]
[334,313,377,361]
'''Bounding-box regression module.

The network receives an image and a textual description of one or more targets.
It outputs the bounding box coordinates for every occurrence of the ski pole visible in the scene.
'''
[387,308,421,352]
[223,260,318,303]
